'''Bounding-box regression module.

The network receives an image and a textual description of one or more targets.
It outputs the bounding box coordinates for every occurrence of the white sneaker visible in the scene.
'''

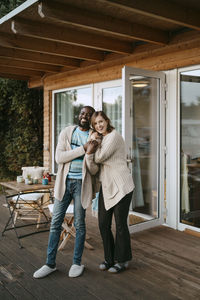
[68,264,84,278]
[33,265,56,279]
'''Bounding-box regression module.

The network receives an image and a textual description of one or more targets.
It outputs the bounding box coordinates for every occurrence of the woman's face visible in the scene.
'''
[93,115,108,136]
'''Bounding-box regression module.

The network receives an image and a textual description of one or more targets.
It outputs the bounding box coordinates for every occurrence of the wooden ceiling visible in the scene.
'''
[0,0,200,85]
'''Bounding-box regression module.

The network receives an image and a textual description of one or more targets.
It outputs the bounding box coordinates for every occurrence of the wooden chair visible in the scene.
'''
[11,193,48,229]
[48,203,94,251]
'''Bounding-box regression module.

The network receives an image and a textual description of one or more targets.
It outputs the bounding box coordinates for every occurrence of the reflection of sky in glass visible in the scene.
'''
[103,86,121,104]
[181,82,200,105]
[73,88,92,106]
[181,69,200,106]
[182,70,200,76]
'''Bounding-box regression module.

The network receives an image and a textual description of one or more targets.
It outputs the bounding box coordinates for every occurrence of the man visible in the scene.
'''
[33,106,96,279]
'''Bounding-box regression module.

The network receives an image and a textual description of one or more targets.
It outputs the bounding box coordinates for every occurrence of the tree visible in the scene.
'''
[0,0,43,179]
[0,1,43,180]
[0,0,26,18]
[0,79,43,179]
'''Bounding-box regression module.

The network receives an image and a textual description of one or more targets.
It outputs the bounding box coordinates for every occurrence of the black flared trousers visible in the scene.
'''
[98,187,133,265]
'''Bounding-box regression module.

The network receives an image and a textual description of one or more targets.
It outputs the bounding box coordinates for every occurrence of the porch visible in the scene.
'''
[0,194,199,300]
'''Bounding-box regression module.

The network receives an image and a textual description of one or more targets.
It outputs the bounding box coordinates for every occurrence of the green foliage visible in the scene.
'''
[0,79,43,180]
[0,1,43,180]
[0,0,25,18]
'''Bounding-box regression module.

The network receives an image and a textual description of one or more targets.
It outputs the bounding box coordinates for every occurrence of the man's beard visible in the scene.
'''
[78,119,90,130]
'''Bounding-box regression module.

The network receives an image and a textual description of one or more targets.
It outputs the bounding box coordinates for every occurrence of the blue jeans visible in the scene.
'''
[46,178,86,267]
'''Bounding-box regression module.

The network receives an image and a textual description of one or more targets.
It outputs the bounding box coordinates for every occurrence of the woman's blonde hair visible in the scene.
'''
[91,111,115,133]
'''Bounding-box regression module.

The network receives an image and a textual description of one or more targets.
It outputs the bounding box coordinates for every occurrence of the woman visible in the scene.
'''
[86,111,134,273]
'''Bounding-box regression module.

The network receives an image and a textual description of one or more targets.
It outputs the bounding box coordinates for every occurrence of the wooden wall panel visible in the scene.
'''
[28,30,200,90]
[43,89,51,169]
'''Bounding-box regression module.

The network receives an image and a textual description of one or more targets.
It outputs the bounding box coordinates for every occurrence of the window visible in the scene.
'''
[52,80,122,173]
[102,86,122,133]
[52,86,92,173]
[95,80,122,134]
[180,69,200,229]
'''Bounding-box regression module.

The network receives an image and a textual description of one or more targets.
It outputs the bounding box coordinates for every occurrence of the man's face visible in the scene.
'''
[78,107,94,130]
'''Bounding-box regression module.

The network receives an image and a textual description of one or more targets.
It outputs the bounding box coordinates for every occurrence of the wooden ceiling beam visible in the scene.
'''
[0,65,44,77]
[38,1,168,45]
[0,31,104,61]
[0,72,29,81]
[0,46,80,67]
[11,18,133,54]
[28,77,43,88]
[100,0,200,31]
[0,57,61,72]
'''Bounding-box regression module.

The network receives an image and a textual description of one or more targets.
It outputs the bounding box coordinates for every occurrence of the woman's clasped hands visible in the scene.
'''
[85,139,99,154]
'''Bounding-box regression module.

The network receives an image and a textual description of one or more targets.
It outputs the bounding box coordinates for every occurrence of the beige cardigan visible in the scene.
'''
[86,130,134,210]
[54,125,95,209]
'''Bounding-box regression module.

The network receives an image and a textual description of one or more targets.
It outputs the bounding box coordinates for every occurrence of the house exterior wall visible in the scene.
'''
[43,89,51,170]
[42,31,200,171]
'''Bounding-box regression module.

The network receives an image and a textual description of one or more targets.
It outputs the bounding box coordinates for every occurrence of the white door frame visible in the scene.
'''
[122,66,166,233]
[93,79,122,111]
[166,66,200,233]
[165,69,179,229]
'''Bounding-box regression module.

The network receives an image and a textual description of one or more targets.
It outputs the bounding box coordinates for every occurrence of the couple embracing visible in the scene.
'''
[33,106,134,279]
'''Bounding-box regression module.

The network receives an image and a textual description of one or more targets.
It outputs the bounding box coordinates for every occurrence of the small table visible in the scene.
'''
[0,180,54,248]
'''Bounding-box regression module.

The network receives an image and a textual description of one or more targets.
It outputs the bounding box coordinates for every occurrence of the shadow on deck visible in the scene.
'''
[0,194,199,300]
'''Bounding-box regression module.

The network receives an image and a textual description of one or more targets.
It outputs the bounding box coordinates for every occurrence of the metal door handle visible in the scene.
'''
[126,158,134,163]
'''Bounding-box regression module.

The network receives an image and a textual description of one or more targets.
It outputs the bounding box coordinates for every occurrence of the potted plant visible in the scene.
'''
[25,174,33,185]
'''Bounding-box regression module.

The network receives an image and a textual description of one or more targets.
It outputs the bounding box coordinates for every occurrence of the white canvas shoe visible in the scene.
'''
[33,265,56,279]
[68,264,84,277]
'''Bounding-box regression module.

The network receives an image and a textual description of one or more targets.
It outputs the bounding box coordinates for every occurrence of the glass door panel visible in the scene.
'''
[123,66,165,232]
[180,69,200,229]
[94,80,122,134]
[131,76,159,218]
[102,86,122,134]
[52,86,92,173]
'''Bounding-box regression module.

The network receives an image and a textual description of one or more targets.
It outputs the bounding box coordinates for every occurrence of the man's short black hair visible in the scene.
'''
[82,106,95,114]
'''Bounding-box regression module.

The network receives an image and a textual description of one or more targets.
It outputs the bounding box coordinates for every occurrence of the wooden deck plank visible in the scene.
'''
[0,284,15,300]
[132,228,200,299]
[0,248,59,300]
[133,227,200,262]
[132,245,200,299]
[133,241,200,283]
[0,252,35,300]
[0,239,98,300]
[1,194,200,300]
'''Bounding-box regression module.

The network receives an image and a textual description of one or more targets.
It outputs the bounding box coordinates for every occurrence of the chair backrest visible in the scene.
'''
[21,166,48,179]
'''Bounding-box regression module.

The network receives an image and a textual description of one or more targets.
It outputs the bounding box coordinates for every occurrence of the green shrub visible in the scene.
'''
[0,0,25,18]
[0,79,43,180]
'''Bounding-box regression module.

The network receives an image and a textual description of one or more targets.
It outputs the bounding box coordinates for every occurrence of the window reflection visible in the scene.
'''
[180,69,200,228]
[54,87,92,172]
[130,77,159,221]
[102,86,122,133]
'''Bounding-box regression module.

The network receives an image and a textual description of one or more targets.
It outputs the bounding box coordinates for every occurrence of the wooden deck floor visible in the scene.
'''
[0,194,200,300]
